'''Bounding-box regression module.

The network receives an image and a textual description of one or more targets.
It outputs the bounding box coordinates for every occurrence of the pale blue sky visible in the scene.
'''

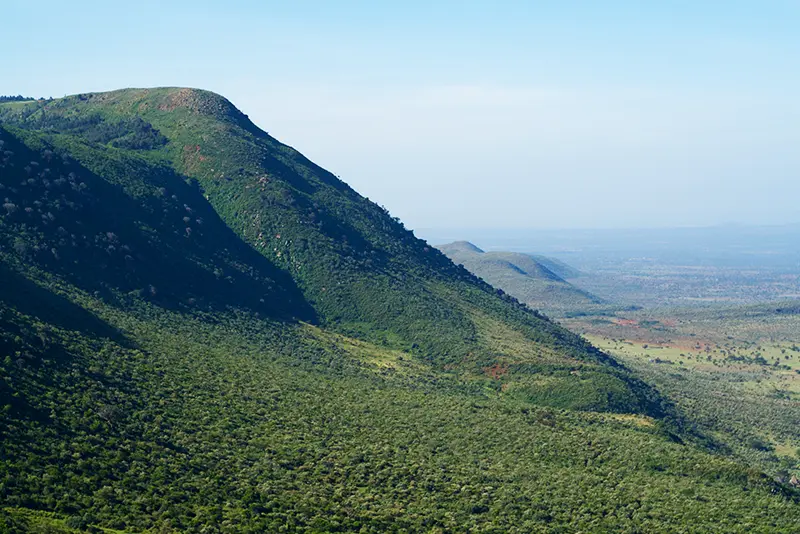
[3,1,799,229]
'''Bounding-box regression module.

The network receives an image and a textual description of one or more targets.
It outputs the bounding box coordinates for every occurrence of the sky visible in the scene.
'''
[3,0,800,230]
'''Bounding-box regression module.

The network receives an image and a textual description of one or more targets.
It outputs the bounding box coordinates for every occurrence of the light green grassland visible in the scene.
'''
[575,310,800,473]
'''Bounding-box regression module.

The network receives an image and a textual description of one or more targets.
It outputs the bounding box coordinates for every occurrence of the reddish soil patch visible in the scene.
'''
[182,145,206,173]
[158,88,197,112]
[484,363,509,379]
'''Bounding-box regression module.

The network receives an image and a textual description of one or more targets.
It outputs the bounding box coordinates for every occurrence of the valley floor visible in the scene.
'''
[565,306,800,481]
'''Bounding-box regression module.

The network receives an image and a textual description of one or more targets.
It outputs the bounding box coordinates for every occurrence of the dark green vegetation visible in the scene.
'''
[437,241,608,316]
[0,96,38,104]
[1,88,799,532]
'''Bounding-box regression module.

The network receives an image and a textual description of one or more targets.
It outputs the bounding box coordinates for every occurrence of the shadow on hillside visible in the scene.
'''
[0,262,127,343]
[0,129,317,323]
[0,262,134,421]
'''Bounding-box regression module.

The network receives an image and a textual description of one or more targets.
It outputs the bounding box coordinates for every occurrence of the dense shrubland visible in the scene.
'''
[2,283,799,532]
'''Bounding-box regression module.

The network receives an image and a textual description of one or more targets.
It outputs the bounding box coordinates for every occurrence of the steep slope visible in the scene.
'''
[438,241,604,315]
[0,126,311,318]
[0,89,647,412]
[1,90,799,532]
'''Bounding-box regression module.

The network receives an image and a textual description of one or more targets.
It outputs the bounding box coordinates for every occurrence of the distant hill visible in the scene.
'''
[529,254,583,279]
[437,241,604,315]
[0,89,798,532]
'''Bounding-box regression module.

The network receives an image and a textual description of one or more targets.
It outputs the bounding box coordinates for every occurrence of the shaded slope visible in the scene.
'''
[0,125,312,319]
[438,241,604,315]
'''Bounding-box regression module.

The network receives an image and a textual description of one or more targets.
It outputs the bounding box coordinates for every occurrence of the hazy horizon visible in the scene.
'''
[4,0,799,230]
[415,220,800,236]
[419,223,800,273]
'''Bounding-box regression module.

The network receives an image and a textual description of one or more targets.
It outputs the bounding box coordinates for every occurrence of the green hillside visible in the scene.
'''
[438,241,606,316]
[1,89,799,532]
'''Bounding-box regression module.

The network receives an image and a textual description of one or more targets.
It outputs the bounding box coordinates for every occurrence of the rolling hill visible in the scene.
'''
[528,254,583,280]
[438,241,606,315]
[0,89,798,532]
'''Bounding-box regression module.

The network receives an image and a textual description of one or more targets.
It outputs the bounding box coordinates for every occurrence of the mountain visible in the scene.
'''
[0,88,798,532]
[438,241,605,315]
[0,89,631,387]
